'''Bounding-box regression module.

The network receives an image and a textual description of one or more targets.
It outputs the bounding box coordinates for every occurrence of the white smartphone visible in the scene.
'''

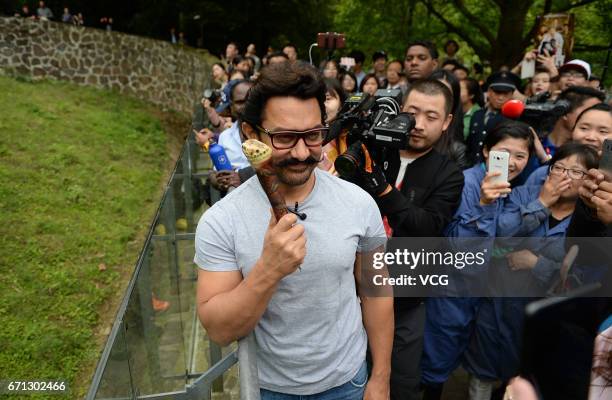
[488,151,510,195]
[521,58,535,79]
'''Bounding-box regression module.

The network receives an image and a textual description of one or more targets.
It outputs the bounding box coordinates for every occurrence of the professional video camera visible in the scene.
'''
[324,88,415,179]
[502,96,570,136]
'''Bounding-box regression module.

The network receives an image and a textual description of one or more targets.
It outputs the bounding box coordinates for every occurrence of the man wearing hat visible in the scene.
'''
[371,50,388,87]
[465,71,520,166]
[558,59,591,91]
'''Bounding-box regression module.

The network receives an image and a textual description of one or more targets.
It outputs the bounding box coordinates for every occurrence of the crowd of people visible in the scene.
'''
[193,38,611,400]
[13,1,112,29]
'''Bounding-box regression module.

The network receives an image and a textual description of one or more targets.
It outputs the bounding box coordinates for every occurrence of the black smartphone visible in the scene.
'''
[599,139,612,178]
[520,284,604,400]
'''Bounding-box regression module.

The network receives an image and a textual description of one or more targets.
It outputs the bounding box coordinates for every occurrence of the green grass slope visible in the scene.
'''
[0,75,181,398]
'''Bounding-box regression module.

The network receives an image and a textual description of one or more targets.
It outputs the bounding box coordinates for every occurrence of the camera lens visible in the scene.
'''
[335,153,359,178]
[334,141,364,179]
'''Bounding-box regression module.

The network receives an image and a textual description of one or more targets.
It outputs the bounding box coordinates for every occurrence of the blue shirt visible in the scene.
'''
[217,121,250,170]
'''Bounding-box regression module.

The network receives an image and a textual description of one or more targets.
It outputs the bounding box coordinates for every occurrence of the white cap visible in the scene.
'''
[559,59,591,79]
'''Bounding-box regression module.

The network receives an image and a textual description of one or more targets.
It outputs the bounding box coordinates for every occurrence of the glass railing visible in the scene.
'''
[86,135,245,400]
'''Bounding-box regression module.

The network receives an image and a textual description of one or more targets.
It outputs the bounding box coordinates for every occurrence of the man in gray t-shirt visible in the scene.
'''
[195,61,393,399]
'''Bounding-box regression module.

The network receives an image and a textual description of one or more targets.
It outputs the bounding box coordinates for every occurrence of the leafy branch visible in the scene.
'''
[420,0,491,59]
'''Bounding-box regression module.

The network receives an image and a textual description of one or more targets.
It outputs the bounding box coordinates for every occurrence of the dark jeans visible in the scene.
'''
[391,302,425,400]
[260,361,368,400]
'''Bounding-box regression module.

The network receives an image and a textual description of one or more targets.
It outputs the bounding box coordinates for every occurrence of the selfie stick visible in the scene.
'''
[308,43,318,66]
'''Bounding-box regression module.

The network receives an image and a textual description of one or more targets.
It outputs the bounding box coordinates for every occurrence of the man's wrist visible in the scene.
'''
[250,259,283,288]
[369,365,391,381]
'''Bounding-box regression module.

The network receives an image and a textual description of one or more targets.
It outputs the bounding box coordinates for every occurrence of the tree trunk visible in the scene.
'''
[490,0,533,70]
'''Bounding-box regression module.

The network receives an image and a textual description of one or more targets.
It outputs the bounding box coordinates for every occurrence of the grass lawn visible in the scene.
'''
[0,75,188,399]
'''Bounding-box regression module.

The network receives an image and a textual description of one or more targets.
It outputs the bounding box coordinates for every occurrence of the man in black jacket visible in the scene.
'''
[355,79,465,400]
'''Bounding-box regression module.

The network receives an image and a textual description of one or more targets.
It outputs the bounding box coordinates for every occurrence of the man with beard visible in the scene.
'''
[466,71,520,165]
[195,61,393,399]
[353,79,464,400]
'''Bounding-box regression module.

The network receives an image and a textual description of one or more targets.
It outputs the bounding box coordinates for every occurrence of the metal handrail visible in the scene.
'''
[238,334,261,400]
[87,134,261,399]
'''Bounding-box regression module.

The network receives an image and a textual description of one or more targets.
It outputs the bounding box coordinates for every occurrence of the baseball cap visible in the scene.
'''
[559,59,591,80]
[486,71,520,92]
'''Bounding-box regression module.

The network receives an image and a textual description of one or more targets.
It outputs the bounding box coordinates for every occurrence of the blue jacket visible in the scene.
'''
[494,183,570,292]
[443,165,505,294]
[524,165,548,187]
[423,165,496,385]
[464,175,573,381]
[444,165,504,238]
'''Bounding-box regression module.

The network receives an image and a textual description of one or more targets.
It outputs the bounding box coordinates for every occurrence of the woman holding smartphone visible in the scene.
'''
[466,143,598,400]
[422,121,534,400]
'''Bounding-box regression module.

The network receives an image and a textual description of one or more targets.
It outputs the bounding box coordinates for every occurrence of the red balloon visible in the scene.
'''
[501,100,525,119]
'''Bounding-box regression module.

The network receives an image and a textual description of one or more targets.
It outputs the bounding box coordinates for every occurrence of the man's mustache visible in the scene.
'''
[275,156,319,168]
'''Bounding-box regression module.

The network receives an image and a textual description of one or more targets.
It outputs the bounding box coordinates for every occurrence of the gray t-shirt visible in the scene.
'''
[194,168,385,395]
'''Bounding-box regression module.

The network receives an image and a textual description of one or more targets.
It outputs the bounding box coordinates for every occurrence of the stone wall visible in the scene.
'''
[0,17,216,115]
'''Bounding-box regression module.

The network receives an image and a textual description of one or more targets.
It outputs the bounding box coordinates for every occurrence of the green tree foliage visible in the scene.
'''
[333,0,611,77]
[571,1,612,80]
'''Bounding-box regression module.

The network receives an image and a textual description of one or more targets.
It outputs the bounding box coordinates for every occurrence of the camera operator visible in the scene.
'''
[354,79,464,400]
[466,71,521,166]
